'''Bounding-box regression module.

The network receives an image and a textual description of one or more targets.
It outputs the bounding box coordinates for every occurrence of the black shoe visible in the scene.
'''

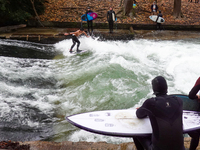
[77,50,82,53]
[69,50,73,53]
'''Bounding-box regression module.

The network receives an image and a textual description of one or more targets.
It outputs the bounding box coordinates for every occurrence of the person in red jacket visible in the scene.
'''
[188,77,200,150]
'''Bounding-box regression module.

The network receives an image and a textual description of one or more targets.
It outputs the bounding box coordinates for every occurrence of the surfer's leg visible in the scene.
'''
[136,136,152,150]
[108,21,112,33]
[90,20,93,34]
[133,137,144,150]
[110,21,114,33]
[87,21,90,34]
[88,21,93,35]
[70,37,76,52]
[73,36,80,52]
[109,21,114,33]
[76,41,80,51]
[188,130,200,150]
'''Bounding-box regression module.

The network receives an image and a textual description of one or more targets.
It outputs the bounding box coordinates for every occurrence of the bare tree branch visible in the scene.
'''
[30,0,44,27]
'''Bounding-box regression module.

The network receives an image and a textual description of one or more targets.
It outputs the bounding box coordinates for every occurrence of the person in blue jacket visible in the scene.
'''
[86,7,93,35]
[133,76,185,150]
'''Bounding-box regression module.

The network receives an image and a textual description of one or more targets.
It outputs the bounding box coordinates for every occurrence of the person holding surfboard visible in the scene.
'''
[107,7,116,33]
[188,77,200,150]
[64,28,89,53]
[133,76,185,150]
[156,10,163,30]
[86,7,93,36]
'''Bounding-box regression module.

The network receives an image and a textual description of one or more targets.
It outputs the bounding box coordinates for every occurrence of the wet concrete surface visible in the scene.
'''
[1,27,200,44]
[14,137,195,150]
[0,27,134,43]
[134,30,200,40]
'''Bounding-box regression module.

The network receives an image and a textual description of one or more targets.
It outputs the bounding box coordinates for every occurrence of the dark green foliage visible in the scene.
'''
[0,0,47,26]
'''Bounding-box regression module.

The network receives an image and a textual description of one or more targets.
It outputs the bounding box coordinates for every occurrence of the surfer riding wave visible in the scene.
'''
[64,28,89,53]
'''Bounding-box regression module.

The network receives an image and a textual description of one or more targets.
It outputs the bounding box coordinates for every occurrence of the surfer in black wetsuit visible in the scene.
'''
[156,10,163,30]
[133,76,185,150]
[107,7,116,33]
[64,28,89,53]
[188,77,200,150]
[86,7,93,36]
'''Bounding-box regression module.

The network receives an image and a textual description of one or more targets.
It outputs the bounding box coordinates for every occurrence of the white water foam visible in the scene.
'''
[0,37,200,143]
[54,37,200,143]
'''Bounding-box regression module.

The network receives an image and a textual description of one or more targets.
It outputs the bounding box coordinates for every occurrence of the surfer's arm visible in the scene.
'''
[136,98,155,118]
[86,11,88,20]
[114,11,116,21]
[189,84,200,99]
[189,77,200,99]
[156,16,159,22]
[136,107,148,119]
[136,102,149,118]
[82,31,89,37]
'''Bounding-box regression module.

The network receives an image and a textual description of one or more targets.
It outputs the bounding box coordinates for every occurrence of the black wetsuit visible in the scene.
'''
[188,77,200,150]
[156,12,163,30]
[135,95,185,150]
[151,4,158,14]
[189,77,200,99]
[107,10,116,33]
[70,35,80,51]
[86,10,93,35]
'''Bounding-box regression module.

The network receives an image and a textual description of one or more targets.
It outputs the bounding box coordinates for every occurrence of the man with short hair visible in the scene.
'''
[64,28,89,53]
[133,76,185,150]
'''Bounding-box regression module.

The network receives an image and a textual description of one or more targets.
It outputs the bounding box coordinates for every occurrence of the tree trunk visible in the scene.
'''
[173,0,182,18]
[30,0,44,27]
[124,0,133,16]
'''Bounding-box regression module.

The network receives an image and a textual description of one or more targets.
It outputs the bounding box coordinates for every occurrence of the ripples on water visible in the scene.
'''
[0,36,200,143]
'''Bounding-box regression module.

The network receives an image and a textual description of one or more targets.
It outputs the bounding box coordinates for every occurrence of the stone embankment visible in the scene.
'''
[0,137,197,150]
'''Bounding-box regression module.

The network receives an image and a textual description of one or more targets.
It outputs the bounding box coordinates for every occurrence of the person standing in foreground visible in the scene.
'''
[188,77,200,150]
[107,7,116,33]
[133,76,185,150]
[64,28,89,53]
[86,7,93,35]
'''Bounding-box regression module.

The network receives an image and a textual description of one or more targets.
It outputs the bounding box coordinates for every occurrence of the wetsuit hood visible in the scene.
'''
[152,76,168,96]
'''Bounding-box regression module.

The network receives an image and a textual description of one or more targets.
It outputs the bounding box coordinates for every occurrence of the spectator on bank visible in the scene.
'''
[151,1,158,15]
[107,6,116,33]
[86,7,93,35]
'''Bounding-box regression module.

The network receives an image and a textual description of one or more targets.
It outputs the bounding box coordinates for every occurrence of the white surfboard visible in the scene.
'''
[149,15,165,23]
[70,50,88,55]
[66,109,200,137]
